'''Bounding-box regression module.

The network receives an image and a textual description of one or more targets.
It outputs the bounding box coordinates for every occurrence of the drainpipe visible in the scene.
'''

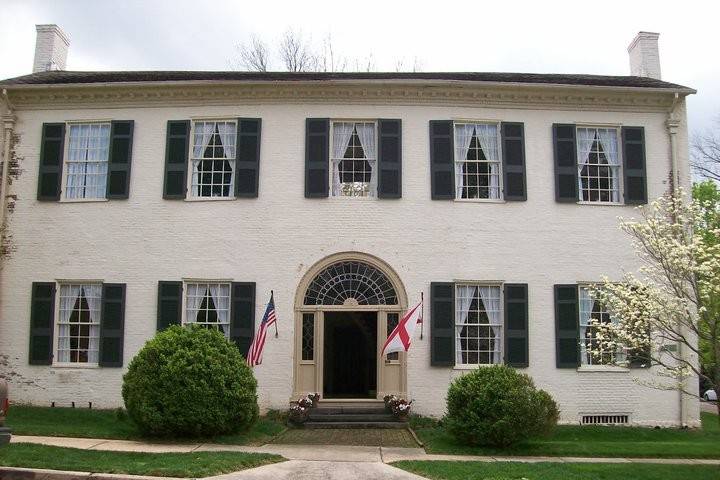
[666,91,689,427]
[0,89,15,264]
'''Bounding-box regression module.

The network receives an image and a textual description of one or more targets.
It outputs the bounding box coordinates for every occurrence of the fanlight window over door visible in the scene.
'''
[304,261,398,306]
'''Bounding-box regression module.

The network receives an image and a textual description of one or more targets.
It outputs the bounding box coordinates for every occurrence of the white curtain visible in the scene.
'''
[579,287,594,364]
[192,122,215,158]
[217,122,236,159]
[355,123,377,196]
[454,124,475,196]
[597,129,620,202]
[455,285,477,364]
[208,284,230,336]
[185,284,205,325]
[576,128,597,197]
[66,124,109,199]
[478,286,502,364]
[475,124,501,199]
[331,123,355,195]
[84,284,102,364]
[57,285,81,362]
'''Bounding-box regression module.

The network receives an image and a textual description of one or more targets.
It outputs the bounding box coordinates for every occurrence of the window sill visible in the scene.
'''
[51,363,100,369]
[59,198,109,203]
[576,201,625,206]
[328,195,377,201]
[184,196,237,202]
[577,365,630,373]
[454,198,506,204]
[453,363,499,370]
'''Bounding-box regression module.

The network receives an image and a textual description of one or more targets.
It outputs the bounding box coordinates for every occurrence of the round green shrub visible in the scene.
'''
[122,325,258,437]
[445,365,559,447]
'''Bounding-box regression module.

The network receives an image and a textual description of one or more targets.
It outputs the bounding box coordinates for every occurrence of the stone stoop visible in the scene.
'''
[304,405,407,429]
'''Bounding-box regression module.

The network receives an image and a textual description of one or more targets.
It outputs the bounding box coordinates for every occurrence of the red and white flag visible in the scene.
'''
[381,300,423,356]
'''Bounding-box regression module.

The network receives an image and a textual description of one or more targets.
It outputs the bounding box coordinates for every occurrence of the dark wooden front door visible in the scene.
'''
[323,311,377,398]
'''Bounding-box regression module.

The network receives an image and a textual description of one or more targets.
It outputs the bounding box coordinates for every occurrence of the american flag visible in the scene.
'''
[247,292,277,367]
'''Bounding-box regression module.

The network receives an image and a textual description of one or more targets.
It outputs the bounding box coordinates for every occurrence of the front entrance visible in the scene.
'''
[323,311,377,399]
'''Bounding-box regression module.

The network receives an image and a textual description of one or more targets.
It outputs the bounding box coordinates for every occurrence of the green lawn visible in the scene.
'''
[393,460,720,480]
[412,412,720,459]
[6,406,286,445]
[0,443,282,478]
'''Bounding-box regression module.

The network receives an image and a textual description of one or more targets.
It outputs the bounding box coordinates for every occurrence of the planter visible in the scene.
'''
[289,410,310,425]
[394,412,410,423]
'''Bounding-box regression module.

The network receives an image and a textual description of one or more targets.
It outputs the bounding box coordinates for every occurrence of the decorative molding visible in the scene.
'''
[4,82,680,113]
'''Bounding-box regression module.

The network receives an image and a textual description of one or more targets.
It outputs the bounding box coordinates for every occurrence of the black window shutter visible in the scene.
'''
[504,283,529,367]
[377,119,402,199]
[622,126,647,205]
[107,120,134,199]
[430,282,455,366]
[555,284,579,368]
[163,120,190,199]
[501,123,527,201]
[235,118,262,198]
[305,118,329,198]
[429,121,455,199]
[553,124,578,202]
[157,281,182,331]
[231,282,256,358]
[29,282,55,365]
[99,283,126,367]
[37,123,65,201]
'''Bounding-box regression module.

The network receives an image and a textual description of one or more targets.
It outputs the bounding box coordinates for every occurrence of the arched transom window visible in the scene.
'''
[304,261,398,306]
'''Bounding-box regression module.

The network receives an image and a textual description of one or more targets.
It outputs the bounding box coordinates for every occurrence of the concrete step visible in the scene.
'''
[313,406,388,415]
[307,413,396,422]
[303,421,408,429]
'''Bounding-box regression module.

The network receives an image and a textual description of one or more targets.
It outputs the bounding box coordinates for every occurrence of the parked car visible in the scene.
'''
[0,379,10,445]
[703,389,718,402]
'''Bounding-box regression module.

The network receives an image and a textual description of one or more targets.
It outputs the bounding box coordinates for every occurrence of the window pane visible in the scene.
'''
[577,128,620,203]
[184,282,231,338]
[191,121,237,198]
[386,313,399,361]
[455,285,502,365]
[579,286,625,365]
[65,123,110,199]
[454,123,501,200]
[57,283,101,363]
[331,121,376,197]
[302,313,314,361]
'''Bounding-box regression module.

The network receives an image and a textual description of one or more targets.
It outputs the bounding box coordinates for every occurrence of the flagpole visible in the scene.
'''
[272,290,278,338]
[420,291,424,340]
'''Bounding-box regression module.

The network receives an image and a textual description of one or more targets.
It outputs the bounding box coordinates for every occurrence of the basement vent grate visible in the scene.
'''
[581,414,629,425]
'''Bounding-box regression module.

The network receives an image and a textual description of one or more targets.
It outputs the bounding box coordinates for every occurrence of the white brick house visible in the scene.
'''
[0,27,699,426]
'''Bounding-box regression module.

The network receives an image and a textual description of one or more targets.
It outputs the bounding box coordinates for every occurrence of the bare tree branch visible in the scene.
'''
[692,118,720,182]
[278,29,314,72]
[234,35,270,72]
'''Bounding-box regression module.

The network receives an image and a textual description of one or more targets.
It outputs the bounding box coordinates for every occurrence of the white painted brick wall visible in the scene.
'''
[32,25,69,73]
[0,98,698,426]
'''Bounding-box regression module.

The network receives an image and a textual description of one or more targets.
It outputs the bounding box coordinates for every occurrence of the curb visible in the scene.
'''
[0,466,189,480]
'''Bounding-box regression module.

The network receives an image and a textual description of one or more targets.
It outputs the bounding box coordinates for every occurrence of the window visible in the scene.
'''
[579,286,626,365]
[65,123,111,199]
[57,283,101,363]
[386,313,399,361]
[190,120,237,198]
[301,313,314,361]
[576,127,622,203]
[454,123,502,200]
[331,121,376,197]
[184,282,231,337]
[455,285,502,365]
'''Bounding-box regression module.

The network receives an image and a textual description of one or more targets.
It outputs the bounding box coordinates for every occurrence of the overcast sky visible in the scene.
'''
[1,0,717,134]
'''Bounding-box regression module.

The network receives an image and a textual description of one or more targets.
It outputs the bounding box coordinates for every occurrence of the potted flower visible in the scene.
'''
[289,403,310,425]
[390,398,412,422]
[307,392,321,408]
[383,394,398,412]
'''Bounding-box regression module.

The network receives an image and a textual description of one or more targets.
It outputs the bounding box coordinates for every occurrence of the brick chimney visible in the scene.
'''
[32,24,70,73]
[627,31,661,80]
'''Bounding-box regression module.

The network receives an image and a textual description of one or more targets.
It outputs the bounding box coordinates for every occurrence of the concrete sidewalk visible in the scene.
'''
[9,434,720,465]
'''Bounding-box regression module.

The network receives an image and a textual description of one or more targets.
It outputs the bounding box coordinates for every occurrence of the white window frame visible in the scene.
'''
[60,121,112,203]
[576,125,623,205]
[578,284,627,367]
[181,280,232,338]
[329,120,378,199]
[454,282,503,368]
[453,121,504,202]
[53,281,103,367]
[186,119,237,201]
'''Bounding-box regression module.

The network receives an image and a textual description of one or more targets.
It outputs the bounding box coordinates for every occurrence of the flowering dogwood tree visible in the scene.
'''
[590,189,720,416]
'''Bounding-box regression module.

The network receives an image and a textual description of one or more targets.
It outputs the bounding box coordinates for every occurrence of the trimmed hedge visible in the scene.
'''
[445,365,559,447]
[122,325,258,437]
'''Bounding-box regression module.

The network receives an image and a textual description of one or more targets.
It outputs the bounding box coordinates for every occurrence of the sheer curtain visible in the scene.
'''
[355,123,377,196]
[579,287,594,364]
[57,285,81,362]
[208,284,230,337]
[455,285,477,364]
[192,122,215,158]
[576,128,596,195]
[217,123,236,159]
[475,124,500,199]
[478,286,502,364]
[185,284,205,325]
[84,284,102,364]
[597,129,620,202]
[331,123,355,195]
[84,125,110,199]
[454,124,475,196]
